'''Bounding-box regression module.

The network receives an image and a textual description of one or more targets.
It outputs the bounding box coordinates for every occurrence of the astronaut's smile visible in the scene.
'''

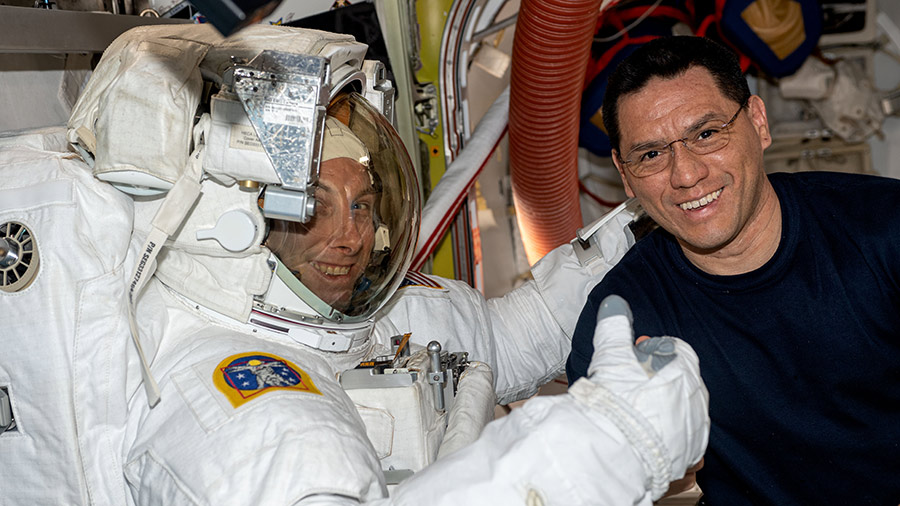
[678,188,723,211]
[311,261,352,276]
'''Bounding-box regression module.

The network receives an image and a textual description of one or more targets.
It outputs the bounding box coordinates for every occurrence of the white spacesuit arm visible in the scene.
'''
[483,200,641,403]
[299,295,709,506]
[381,201,641,405]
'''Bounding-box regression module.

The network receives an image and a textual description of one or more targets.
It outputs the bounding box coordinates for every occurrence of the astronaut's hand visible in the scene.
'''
[568,295,709,500]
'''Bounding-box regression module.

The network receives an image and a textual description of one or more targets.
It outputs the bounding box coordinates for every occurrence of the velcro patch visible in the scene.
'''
[213,352,321,408]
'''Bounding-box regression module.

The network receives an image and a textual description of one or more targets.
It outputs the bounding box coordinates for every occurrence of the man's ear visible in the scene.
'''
[612,151,636,198]
[747,95,772,150]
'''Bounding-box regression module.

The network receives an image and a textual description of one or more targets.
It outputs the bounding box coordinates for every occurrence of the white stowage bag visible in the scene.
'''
[66,23,368,196]
[67,25,221,193]
[0,144,135,505]
[343,349,454,475]
[343,348,496,477]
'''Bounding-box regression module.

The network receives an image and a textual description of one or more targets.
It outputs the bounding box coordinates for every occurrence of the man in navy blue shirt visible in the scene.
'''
[567,35,900,505]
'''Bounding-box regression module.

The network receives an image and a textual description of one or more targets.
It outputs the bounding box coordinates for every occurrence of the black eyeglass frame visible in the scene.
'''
[616,100,749,178]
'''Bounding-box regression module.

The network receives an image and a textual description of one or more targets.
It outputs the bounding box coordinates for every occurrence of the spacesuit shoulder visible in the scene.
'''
[396,270,447,291]
[126,328,385,503]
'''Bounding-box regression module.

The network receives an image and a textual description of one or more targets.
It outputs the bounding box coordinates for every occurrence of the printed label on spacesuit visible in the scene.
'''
[229,124,265,152]
[263,102,312,128]
[213,352,321,408]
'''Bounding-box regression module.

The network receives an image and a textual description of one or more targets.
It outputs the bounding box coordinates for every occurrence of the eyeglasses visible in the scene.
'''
[617,101,747,178]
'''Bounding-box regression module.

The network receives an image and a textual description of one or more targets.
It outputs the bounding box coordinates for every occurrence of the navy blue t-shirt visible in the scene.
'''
[567,172,900,505]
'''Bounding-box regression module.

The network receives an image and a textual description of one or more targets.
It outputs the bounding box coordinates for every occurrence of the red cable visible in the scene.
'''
[509,0,603,264]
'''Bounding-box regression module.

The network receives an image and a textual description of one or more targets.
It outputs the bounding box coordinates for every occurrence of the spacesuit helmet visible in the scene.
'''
[260,91,420,323]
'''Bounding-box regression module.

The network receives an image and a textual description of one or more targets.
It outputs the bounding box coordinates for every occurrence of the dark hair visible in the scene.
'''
[601,36,751,152]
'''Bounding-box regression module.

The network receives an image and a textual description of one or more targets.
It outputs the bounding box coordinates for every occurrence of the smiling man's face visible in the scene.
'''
[266,156,376,310]
[613,66,779,273]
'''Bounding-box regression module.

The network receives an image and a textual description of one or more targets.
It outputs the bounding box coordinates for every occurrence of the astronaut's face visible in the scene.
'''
[267,157,376,310]
[612,66,776,273]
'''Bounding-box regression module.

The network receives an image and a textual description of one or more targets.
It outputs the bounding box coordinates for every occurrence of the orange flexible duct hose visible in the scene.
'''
[509,0,602,264]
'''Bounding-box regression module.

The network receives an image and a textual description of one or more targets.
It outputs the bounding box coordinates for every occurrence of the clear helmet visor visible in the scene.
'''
[264,92,420,321]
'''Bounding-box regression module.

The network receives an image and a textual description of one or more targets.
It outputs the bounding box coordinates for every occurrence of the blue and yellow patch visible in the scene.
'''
[213,352,321,408]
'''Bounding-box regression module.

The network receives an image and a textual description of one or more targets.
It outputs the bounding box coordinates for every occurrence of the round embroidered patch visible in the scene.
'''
[213,352,322,408]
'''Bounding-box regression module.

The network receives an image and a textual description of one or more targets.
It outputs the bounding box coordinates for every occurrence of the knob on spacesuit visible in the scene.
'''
[259,91,420,322]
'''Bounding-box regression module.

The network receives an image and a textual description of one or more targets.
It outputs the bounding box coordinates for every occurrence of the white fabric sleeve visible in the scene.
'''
[378,276,564,405]
[483,210,636,403]
[381,205,636,405]
[387,387,657,506]
[530,206,638,340]
[298,295,710,506]
[436,362,496,459]
[380,248,602,405]
[483,279,571,404]
[297,392,650,506]
[484,240,612,404]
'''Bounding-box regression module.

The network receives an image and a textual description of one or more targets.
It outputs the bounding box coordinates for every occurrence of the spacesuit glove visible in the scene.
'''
[568,295,709,500]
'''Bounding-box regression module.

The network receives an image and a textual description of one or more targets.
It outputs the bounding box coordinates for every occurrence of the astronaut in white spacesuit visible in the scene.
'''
[0,24,708,505]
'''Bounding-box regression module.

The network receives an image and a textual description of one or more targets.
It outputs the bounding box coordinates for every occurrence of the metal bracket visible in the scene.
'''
[425,341,470,412]
[413,82,439,138]
[231,50,331,224]
[363,60,397,125]
[426,341,446,411]
[572,198,643,269]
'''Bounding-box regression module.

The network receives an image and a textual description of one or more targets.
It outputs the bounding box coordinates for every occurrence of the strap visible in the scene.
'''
[126,172,202,407]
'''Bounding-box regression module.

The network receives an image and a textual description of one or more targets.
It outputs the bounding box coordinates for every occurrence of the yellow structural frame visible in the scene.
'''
[415,0,457,279]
